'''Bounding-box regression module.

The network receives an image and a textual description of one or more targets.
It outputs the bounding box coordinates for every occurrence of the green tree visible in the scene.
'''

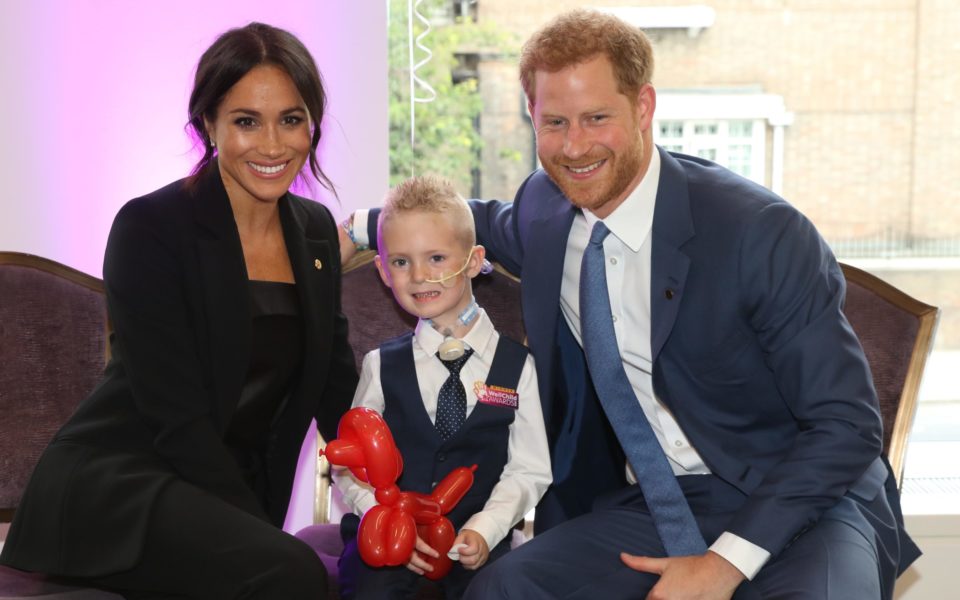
[388,0,517,195]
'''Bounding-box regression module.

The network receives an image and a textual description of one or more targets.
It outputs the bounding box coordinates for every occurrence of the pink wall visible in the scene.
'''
[0,0,388,277]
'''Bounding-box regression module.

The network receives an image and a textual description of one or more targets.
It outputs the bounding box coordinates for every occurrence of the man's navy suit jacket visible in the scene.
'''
[469,147,912,562]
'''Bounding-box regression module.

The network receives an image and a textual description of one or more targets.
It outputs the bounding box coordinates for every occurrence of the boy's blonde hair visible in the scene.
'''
[378,175,476,251]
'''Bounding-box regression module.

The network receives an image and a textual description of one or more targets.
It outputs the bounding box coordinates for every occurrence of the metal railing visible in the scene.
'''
[829,234,960,260]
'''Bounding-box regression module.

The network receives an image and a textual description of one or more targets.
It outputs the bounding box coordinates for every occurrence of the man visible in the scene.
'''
[342,9,918,599]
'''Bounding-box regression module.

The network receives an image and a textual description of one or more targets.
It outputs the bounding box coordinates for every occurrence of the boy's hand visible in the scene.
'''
[454,529,489,570]
[405,534,440,575]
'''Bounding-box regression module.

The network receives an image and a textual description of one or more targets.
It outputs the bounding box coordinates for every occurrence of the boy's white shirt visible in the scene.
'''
[332,308,552,551]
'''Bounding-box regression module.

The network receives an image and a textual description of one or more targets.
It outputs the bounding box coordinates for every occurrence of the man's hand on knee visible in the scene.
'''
[620,550,745,600]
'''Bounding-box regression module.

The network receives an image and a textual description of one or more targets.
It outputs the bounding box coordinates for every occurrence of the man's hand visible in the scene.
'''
[454,529,490,571]
[620,550,745,600]
[405,534,440,576]
[338,216,359,266]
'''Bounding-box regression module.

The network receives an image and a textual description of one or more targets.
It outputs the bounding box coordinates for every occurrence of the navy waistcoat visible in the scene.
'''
[380,332,527,530]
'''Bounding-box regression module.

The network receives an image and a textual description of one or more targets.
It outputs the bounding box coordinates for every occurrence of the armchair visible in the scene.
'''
[839,262,940,487]
[0,252,120,599]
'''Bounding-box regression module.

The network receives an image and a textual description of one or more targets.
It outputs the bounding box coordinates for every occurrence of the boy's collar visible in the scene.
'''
[414,306,494,357]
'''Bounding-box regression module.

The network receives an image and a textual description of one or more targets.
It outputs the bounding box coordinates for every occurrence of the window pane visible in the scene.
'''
[697,148,717,161]
[694,123,718,136]
[728,120,753,138]
[659,121,683,139]
[727,144,752,178]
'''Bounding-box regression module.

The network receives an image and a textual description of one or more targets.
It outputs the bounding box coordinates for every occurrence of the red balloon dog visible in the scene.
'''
[321,407,477,580]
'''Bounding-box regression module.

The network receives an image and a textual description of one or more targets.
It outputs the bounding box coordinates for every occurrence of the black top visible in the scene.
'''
[226,280,304,501]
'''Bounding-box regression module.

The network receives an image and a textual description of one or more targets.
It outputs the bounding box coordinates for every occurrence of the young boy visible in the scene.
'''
[333,175,551,599]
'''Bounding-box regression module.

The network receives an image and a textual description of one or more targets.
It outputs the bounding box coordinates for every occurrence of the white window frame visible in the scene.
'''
[654,92,793,194]
[656,118,766,183]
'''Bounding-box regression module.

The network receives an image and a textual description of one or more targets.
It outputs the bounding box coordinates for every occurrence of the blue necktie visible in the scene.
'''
[580,221,707,556]
[435,348,474,441]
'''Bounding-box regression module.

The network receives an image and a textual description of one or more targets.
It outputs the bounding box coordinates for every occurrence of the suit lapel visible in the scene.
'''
[522,190,576,431]
[523,206,575,347]
[651,148,695,360]
[279,195,334,421]
[193,167,251,428]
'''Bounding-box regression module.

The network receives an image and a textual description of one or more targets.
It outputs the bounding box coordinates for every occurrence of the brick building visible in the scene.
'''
[447,0,959,350]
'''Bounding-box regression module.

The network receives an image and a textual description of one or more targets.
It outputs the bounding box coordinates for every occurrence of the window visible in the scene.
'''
[655,118,764,182]
[653,90,793,194]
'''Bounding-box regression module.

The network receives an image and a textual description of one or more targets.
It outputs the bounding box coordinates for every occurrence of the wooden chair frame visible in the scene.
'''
[839,263,939,487]
[0,252,105,295]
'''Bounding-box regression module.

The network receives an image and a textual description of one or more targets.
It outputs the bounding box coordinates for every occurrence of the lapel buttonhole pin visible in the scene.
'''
[314,258,322,270]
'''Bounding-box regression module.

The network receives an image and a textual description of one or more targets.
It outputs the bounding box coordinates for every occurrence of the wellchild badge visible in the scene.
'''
[474,382,519,409]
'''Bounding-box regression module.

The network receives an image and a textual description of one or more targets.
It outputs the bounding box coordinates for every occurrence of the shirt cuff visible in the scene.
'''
[709,532,770,581]
[354,209,371,248]
[331,466,378,515]
[459,512,506,553]
[355,491,378,515]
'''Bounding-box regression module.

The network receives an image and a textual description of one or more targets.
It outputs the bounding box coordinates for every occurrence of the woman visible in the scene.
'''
[0,23,357,598]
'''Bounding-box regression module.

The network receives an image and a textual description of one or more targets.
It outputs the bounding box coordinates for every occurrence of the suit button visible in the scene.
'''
[437,453,447,462]
[665,288,675,300]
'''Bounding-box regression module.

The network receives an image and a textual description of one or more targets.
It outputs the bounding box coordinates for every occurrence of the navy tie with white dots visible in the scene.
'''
[435,348,474,441]
[580,221,706,556]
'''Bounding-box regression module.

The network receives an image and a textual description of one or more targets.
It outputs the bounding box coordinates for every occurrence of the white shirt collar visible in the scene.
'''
[413,307,496,359]
[583,147,661,252]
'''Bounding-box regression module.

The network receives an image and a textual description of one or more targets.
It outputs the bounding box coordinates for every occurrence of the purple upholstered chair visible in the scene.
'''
[0,252,121,599]
[296,250,525,598]
[839,263,939,487]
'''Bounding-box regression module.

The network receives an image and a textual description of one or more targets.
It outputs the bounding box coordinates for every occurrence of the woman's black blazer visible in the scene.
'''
[0,166,357,576]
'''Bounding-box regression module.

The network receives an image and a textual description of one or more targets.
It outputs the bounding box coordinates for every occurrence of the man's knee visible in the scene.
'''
[462,551,528,600]
[755,519,880,599]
